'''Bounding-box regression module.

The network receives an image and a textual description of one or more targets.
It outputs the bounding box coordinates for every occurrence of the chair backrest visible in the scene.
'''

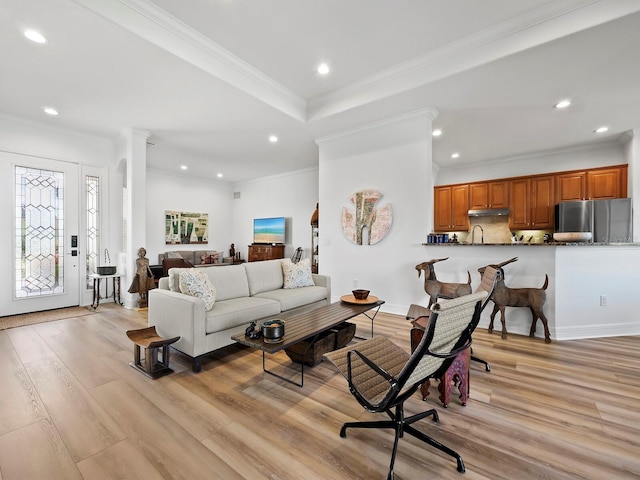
[401,291,487,393]
[291,247,303,263]
[475,265,498,312]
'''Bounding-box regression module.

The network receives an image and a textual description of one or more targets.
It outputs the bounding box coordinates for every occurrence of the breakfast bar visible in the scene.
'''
[419,243,640,341]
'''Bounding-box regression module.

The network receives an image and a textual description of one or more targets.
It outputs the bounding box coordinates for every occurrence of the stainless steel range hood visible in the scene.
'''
[468,208,510,217]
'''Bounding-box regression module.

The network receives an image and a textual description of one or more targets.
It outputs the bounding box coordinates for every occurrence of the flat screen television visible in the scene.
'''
[253,217,286,244]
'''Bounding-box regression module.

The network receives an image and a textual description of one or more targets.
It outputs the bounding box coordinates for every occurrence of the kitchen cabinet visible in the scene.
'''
[556,165,627,202]
[587,166,627,199]
[509,176,554,229]
[469,181,509,210]
[434,184,469,231]
[555,171,586,203]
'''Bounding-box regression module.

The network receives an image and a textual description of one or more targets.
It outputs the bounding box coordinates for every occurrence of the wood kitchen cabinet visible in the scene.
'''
[435,164,627,233]
[556,171,586,203]
[556,165,627,202]
[469,181,509,210]
[248,244,285,262]
[509,176,554,229]
[587,166,627,199]
[434,184,469,231]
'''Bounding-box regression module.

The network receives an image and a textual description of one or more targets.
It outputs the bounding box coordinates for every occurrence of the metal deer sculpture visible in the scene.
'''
[478,257,551,343]
[415,257,472,307]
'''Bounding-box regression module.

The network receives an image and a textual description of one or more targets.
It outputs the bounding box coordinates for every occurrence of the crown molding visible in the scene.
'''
[438,137,623,172]
[307,0,640,122]
[315,107,438,145]
[73,0,307,122]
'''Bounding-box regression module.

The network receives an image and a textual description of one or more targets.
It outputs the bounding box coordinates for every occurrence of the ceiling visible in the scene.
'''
[2,0,640,183]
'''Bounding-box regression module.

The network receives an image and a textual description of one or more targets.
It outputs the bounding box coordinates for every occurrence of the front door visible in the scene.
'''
[1,153,80,316]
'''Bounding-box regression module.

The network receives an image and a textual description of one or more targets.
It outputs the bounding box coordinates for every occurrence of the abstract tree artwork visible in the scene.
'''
[341,189,392,245]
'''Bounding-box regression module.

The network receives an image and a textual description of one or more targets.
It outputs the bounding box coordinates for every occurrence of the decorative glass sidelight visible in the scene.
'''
[85,175,100,288]
[15,166,65,297]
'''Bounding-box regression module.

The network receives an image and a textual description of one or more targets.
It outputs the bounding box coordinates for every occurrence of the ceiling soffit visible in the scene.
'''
[72,0,640,128]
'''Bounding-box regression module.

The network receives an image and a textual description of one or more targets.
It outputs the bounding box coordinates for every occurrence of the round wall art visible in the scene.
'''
[341,189,392,245]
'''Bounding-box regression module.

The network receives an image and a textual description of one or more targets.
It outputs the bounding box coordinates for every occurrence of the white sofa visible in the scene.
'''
[148,259,331,372]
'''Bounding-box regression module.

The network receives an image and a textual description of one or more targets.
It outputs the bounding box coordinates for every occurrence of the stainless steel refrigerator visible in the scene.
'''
[556,198,632,243]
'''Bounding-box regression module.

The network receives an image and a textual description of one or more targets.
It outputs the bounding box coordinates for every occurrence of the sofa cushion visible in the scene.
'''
[243,259,284,296]
[281,258,315,289]
[204,264,250,301]
[205,297,280,334]
[168,267,194,292]
[255,285,327,312]
[179,270,216,310]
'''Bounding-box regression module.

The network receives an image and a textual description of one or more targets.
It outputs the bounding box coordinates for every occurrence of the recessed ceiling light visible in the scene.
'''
[594,126,609,134]
[317,63,330,75]
[180,165,187,170]
[24,29,47,44]
[451,153,460,159]
[217,173,223,178]
[554,99,571,109]
[432,129,442,137]
[43,107,58,116]
[269,135,278,143]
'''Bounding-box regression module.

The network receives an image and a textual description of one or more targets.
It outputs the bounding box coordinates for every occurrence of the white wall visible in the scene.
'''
[555,246,640,339]
[230,168,319,261]
[145,169,235,264]
[317,111,435,315]
[436,141,626,186]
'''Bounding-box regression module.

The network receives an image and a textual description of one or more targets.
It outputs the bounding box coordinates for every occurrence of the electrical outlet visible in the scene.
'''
[352,279,358,289]
[600,295,607,307]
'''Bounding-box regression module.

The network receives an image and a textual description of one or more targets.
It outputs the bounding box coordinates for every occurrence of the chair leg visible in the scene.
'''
[470,346,490,371]
[340,419,397,437]
[339,405,463,477]
[404,424,465,473]
[471,354,491,372]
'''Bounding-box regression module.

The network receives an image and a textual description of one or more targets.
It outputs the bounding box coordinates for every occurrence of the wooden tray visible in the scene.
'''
[340,294,379,305]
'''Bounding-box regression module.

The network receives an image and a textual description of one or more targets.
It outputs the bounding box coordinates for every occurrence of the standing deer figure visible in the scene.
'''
[415,257,472,307]
[478,257,551,343]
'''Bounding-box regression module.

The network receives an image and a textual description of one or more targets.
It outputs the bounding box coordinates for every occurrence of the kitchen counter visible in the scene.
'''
[422,242,640,246]
[416,243,640,342]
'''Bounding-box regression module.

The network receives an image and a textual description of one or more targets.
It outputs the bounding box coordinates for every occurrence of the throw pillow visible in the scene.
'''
[167,252,183,259]
[200,253,218,265]
[179,270,216,310]
[281,258,315,289]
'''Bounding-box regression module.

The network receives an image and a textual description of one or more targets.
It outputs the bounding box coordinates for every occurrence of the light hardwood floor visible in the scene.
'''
[0,304,638,480]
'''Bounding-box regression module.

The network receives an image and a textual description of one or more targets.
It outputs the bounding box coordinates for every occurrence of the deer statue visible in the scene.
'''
[415,257,472,307]
[478,257,551,343]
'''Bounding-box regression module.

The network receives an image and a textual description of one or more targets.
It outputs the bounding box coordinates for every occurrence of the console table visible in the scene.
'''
[248,244,284,262]
[89,273,123,309]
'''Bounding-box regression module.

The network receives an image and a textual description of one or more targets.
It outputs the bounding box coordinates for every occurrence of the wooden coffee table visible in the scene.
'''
[232,299,384,387]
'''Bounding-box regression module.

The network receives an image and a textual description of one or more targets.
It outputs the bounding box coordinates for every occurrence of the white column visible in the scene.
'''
[625,129,640,242]
[122,128,151,308]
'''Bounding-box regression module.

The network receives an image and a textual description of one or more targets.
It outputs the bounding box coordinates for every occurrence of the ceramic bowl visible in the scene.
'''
[262,319,285,340]
[553,232,592,242]
[352,289,370,300]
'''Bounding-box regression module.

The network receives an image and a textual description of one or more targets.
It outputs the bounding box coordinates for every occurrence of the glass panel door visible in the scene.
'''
[2,155,79,315]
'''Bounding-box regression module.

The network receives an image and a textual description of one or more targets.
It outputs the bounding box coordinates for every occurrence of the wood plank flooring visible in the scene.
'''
[0,304,638,480]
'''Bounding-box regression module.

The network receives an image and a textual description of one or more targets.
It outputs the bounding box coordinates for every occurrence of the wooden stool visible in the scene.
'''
[411,319,470,407]
[126,326,180,379]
